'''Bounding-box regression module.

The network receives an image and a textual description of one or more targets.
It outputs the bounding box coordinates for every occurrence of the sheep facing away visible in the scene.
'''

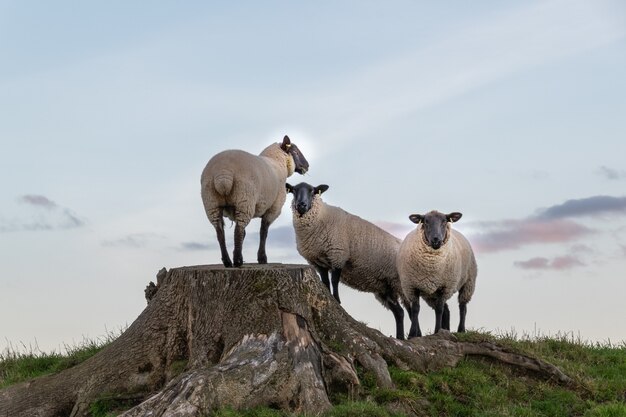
[286,182,411,340]
[397,210,477,337]
[201,135,309,267]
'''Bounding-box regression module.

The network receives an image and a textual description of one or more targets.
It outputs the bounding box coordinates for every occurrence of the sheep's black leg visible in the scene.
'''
[331,269,342,304]
[316,267,331,293]
[458,302,467,333]
[385,296,405,340]
[408,290,422,338]
[434,295,445,334]
[257,218,269,264]
[442,303,450,331]
[213,211,232,268]
[233,223,246,267]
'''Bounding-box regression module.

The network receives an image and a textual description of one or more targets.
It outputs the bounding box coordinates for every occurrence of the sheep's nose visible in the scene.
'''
[431,238,442,249]
[296,202,308,215]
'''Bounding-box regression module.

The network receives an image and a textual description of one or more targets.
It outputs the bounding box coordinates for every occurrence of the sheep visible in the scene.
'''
[396,210,477,337]
[286,182,411,340]
[201,135,309,267]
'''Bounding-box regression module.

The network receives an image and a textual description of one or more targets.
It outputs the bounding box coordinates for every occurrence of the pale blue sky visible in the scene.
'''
[1,1,626,352]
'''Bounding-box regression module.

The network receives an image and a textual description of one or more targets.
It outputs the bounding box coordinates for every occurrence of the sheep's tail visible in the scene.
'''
[213,171,234,196]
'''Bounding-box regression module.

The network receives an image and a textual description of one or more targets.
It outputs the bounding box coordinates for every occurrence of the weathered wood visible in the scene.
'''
[0,264,572,417]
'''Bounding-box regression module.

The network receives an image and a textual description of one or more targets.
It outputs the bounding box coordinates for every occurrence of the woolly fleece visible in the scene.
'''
[292,195,406,303]
[397,223,477,308]
[201,142,295,228]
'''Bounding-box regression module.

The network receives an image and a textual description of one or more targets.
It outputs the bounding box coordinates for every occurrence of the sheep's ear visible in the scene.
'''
[314,184,329,195]
[281,135,292,151]
[286,183,294,194]
[409,214,423,224]
[447,212,462,223]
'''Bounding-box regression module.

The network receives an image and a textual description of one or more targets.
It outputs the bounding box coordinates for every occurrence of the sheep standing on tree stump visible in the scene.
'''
[397,210,477,337]
[201,135,309,267]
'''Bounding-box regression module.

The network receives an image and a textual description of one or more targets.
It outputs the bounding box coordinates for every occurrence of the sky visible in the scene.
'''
[1,0,626,353]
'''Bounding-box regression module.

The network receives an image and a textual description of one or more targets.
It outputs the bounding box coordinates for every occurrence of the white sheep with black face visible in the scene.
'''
[397,210,477,337]
[201,136,309,267]
[286,182,412,340]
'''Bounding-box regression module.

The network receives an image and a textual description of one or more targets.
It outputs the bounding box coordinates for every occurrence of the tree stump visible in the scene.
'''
[0,264,572,417]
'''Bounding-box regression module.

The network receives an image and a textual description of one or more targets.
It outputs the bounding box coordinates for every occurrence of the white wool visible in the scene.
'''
[201,142,295,227]
[397,223,477,308]
[291,196,407,305]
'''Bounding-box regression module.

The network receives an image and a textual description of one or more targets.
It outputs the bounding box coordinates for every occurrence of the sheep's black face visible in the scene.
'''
[289,143,309,175]
[280,135,309,175]
[409,211,463,250]
[286,182,329,216]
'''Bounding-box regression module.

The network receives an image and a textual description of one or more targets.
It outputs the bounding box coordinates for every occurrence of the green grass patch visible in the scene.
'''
[2,331,625,417]
[0,332,118,388]
[90,394,143,417]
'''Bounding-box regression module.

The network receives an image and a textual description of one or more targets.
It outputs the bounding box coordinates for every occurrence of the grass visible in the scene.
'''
[1,331,624,417]
[207,331,625,417]
[0,332,117,388]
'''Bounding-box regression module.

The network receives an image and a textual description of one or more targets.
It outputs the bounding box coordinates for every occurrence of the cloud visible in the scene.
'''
[373,221,414,240]
[514,255,585,270]
[308,0,626,146]
[0,195,85,232]
[596,166,626,180]
[569,243,595,255]
[534,196,626,220]
[101,233,164,248]
[470,194,626,253]
[469,219,594,253]
[179,241,212,251]
[19,194,58,209]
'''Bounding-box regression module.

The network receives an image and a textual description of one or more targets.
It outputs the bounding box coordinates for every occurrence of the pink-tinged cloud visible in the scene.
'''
[514,255,585,270]
[374,221,414,240]
[468,219,594,253]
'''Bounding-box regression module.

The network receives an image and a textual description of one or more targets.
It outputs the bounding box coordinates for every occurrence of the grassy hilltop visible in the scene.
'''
[1,331,625,417]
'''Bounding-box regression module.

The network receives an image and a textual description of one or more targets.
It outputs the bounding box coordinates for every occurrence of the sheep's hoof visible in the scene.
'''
[408,329,422,338]
[257,254,268,264]
[222,258,233,268]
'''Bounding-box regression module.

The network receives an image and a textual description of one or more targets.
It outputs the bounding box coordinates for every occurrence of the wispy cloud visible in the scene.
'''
[308,0,626,146]
[374,221,414,240]
[179,241,212,251]
[0,195,85,232]
[534,196,626,220]
[596,166,626,181]
[101,233,164,248]
[19,194,58,209]
[514,255,585,270]
[569,243,595,255]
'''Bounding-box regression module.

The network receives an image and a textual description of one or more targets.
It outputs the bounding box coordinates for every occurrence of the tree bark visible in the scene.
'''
[0,264,572,417]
